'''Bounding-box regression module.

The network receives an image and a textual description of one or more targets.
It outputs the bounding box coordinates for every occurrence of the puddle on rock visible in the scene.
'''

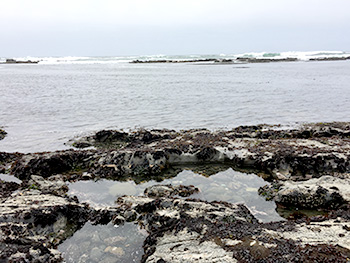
[68,168,284,222]
[58,222,146,263]
[0,173,22,184]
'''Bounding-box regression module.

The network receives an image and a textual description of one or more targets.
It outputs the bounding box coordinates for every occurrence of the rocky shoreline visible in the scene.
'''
[1,122,350,262]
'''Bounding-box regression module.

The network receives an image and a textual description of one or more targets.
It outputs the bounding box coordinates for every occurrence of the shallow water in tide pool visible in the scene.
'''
[68,168,283,222]
[58,222,146,263]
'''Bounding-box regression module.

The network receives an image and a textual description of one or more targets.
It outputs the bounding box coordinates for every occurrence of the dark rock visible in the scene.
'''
[236,57,298,63]
[0,180,20,198]
[196,147,218,161]
[94,130,129,143]
[310,56,350,61]
[1,59,39,64]
[11,150,94,180]
[0,129,6,140]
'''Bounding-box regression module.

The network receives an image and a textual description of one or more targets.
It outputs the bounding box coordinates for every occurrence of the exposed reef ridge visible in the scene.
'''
[130,56,350,64]
[1,122,350,262]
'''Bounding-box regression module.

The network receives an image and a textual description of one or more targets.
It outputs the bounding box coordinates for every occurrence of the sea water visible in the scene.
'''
[1,56,349,153]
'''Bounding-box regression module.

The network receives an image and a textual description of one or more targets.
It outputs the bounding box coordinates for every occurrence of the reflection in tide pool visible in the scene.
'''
[58,222,146,263]
[68,168,283,222]
[0,174,22,184]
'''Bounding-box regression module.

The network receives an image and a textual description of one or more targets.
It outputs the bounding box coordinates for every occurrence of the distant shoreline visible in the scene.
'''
[130,56,350,64]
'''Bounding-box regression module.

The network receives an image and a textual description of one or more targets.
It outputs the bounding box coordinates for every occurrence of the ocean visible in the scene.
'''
[0,51,350,153]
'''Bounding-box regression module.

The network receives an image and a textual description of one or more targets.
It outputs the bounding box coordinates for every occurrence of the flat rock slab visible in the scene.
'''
[260,175,350,209]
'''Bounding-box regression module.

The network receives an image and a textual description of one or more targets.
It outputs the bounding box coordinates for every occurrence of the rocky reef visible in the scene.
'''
[130,58,299,64]
[0,59,39,64]
[130,57,350,64]
[1,122,350,262]
[0,128,6,140]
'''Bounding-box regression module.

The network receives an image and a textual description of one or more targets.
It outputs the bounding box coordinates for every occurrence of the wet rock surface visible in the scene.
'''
[1,122,350,261]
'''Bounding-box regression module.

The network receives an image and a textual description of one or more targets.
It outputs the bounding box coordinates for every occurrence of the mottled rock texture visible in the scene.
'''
[1,122,350,261]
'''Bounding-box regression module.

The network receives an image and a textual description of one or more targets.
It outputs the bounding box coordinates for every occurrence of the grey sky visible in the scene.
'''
[1,0,349,56]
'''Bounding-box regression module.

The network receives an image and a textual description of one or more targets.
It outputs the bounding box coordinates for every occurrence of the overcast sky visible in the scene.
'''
[1,0,349,56]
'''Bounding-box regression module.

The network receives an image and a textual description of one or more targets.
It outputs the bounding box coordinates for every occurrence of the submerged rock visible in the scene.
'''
[144,184,199,198]
[104,246,125,256]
